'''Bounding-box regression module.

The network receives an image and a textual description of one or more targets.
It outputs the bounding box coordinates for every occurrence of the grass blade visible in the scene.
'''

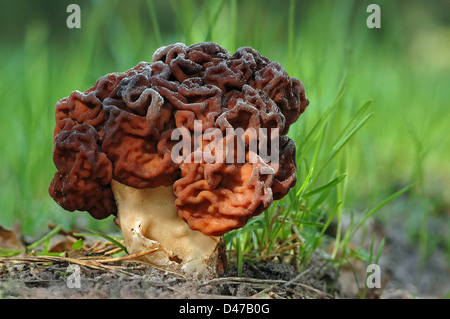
[302,173,347,200]
[314,112,373,184]
[146,0,163,47]
[350,183,416,239]
[26,224,62,252]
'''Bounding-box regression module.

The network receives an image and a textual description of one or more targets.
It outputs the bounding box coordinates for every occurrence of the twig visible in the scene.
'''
[0,248,162,277]
[282,267,311,287]
[91,248,159,263]
[199,276,287,287]
[198,275,333,299]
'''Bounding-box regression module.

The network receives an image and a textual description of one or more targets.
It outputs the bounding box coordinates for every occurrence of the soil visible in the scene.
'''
[0,222,448,299]
[0,251,336,299]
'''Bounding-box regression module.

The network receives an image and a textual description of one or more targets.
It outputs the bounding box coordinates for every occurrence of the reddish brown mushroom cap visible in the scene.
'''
[49,120,116,219]
[49,42,309,236]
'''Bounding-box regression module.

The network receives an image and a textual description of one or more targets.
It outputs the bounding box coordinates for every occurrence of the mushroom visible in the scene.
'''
[49,42,309,279]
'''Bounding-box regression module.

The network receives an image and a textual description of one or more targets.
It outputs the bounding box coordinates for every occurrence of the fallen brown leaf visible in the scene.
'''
[0,225,24,251]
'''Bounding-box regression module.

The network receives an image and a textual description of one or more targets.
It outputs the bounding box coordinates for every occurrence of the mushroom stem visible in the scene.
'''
[111,180,227,279]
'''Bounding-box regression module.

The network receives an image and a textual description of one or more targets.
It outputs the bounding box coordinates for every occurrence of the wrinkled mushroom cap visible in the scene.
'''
[49,42,309,236]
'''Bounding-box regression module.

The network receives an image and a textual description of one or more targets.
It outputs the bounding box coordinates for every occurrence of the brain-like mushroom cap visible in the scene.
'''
[49,42,309,236]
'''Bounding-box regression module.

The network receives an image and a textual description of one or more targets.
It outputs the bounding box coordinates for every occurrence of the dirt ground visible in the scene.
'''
[0,222,448,299]
[1,245,447,299]
[0,252,335,299]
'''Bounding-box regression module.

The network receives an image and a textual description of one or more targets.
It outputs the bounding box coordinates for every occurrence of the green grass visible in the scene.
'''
[0,0,449,280]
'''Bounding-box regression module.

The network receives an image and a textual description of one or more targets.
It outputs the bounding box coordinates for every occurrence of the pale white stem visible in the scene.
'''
[111,180,226,279]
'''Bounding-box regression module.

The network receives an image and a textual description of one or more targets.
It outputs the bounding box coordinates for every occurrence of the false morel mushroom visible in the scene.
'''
[49,42,309,279]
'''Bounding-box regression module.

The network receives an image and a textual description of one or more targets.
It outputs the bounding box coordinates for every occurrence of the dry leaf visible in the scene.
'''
[48,235,78,253]
[0,225,25,251]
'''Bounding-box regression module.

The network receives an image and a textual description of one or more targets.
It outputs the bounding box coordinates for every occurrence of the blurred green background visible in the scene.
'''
[0,0,448,276]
